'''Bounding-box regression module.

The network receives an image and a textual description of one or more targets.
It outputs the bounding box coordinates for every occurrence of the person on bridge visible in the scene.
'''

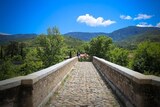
[77,51,80,59]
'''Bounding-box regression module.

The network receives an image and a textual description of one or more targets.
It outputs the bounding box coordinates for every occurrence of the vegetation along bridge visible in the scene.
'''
[0,57,160,107]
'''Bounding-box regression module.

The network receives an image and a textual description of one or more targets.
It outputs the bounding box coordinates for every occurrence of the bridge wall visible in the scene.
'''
[93,56,160,107]
[0,57,78,107]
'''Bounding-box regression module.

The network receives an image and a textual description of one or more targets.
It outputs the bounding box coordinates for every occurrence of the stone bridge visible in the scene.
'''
[0,56,160,107]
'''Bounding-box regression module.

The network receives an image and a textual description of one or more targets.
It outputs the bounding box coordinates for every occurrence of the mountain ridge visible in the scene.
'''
[64,32,109,41]
[115,29,160,49]
[64,26,160,41]
[0,34,37,44]
[1,26,160,44]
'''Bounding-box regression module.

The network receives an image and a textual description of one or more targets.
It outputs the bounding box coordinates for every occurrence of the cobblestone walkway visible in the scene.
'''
[45,62,120,107]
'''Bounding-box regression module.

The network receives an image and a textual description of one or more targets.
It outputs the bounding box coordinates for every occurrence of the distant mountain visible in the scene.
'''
[64,32,108,41]
[64,26,160,41]
[0,33,37,44]
[115,30,160,49]
[123,30,160,42]
[64,36,84,48]
[1,26,160,45]
[109,26,160,41]
[0,33,11,35]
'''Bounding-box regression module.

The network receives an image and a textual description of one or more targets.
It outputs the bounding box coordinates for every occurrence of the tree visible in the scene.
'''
[76,42,90,54]
[19,42,26,59]
[0,27,67,80]
[5,41,19,58]
[0,60,17,80]
[52,26,60,36]
[132,41,160,74]
[36,27,66,67]
[47,26,60,36]
[20,48,43,75]
[108,47,129,66]
[47,27,52,35]
[89,35,112,59]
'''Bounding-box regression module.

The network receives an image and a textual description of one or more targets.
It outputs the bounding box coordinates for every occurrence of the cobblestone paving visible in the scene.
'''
[45,62,120,107]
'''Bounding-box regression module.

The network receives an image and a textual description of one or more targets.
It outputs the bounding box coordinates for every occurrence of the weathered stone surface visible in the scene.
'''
[0,57,78,107]
[1,56,159,107]
[0,76,24,90]
[45,62,120,107]
[93,56,160,107]
[0,76,24,107]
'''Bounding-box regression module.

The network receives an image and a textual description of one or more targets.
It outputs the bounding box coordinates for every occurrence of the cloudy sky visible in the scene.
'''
[0,0,160,34]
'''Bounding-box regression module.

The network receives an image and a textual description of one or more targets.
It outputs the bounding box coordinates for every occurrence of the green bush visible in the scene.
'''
[89,35,112,59]
[109,47,129,66]
[132,41,160,74]
[0,60,17,80]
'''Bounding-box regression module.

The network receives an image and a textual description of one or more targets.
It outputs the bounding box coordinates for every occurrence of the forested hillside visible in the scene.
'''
[108,26,160,41]
[1,26,160,44]
[64,26,160,41]
[0,34,37,45]
[64,32,108,41]
[115,30,160,49]
[1,26,160,81]
[0,27,84,80]
[64,36,84,48]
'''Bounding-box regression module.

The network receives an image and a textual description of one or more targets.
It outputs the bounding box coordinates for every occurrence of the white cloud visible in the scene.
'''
[136,22,153,27]
[156,22,160,28]
[134,14,153,20]
[77,14,116,27]
[120,15,132,20]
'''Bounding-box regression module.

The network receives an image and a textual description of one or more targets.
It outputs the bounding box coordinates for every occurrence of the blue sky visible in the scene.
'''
[0,0,160,34]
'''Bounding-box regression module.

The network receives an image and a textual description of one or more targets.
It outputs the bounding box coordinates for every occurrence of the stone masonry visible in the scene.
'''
[93,56,160,107]
[0,57,78,107]
[45,62,120,107]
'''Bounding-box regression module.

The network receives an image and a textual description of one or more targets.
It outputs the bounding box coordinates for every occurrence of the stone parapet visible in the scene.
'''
[0,57,78,107]
[93,56,160,107]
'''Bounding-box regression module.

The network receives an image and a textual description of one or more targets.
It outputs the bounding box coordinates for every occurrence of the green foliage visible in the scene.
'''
[1,27,160,80]
[144,71,160,76]
[109,47,129,66]
[0,26,68,80]
[64,36,84,49]
[11,55,23,63]
[89,35,112,59]
[0,60,17,80]
[132,41,160,74]
[80,42,90,54]
[5,41,19,58]
[82,36,129,66]
[63,36,86,57]
[47,26,60,36]
[36,27,66,67]
[3,41,27,59]
[20,48,43,75]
